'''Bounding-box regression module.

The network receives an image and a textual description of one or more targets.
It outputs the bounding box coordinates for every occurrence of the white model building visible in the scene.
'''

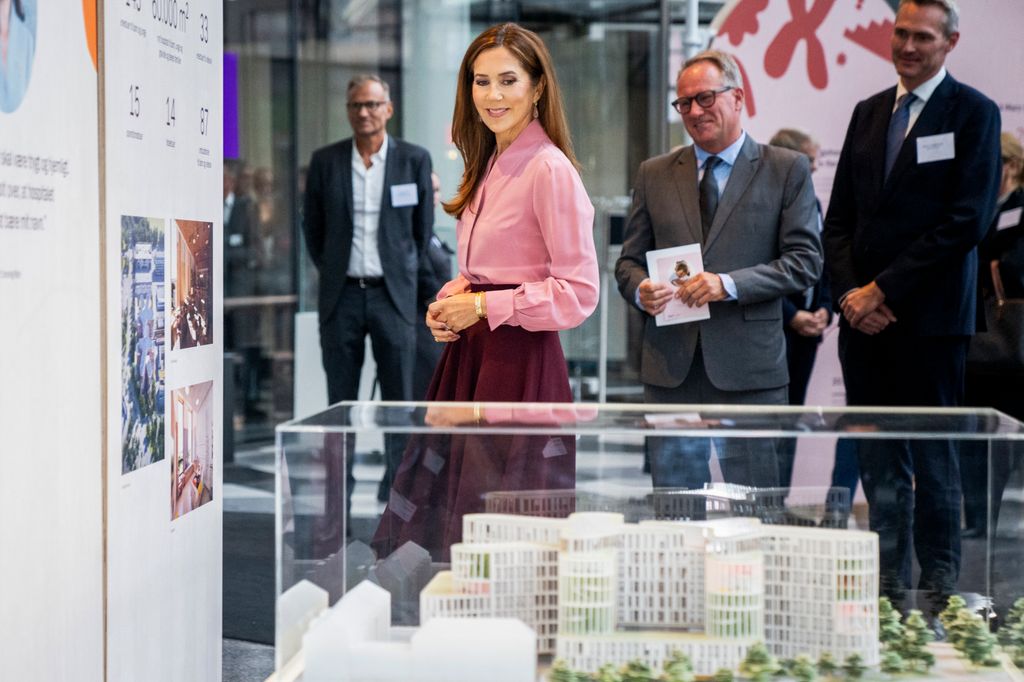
[303,580,536,682]
[420,511,879,676]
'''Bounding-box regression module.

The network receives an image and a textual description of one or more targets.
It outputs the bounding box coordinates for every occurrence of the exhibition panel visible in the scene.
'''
[0,3,103,679]
[103,1,225,680]
[272,403,1024,681]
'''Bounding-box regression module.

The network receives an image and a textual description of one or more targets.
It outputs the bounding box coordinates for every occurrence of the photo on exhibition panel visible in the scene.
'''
[170,379,214,519]
[170,219,213,350]
[120,215,166,475]
[0,0,37,114]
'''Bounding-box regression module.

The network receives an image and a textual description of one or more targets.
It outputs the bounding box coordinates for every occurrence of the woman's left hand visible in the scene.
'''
[428,293,484,336]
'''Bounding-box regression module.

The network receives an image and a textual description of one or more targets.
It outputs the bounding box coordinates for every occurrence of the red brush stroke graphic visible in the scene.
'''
[719,0,770,47]
[764,0,837,90]
[844,19,895,63]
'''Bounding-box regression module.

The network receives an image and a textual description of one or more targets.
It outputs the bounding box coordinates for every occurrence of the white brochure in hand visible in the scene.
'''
[645,243,711,326]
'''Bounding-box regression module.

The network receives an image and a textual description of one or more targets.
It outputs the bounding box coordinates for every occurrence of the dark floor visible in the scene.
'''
[224,638,274,682]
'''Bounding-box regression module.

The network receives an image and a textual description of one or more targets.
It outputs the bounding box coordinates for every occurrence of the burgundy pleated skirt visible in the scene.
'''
[371,284,576,561]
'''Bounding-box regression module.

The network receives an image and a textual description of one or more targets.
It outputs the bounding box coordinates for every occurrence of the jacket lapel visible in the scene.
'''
[882,74,956,200]
[340,139,355,229]
[673,147,703,246]
[704,135,759,252]
[378,137,398,238]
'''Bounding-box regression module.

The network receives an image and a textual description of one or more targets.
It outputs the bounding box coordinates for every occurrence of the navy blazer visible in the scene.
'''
[824,73,1001,336]
[303,136,434,325]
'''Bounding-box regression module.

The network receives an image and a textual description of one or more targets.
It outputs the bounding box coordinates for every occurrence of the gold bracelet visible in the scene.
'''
[473,403,483,424]
[474,292,486,319]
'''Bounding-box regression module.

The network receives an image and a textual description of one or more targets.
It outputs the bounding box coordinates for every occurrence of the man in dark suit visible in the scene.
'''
[824,0,1001,611]
[616,50,821,490]
[303,75,434,528]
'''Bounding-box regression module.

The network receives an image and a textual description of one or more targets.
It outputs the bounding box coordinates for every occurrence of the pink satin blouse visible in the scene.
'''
[438,120,599,331]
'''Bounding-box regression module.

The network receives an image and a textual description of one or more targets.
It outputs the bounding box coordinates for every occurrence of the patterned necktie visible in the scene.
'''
[885,93,916,180]
[700,156,722,242]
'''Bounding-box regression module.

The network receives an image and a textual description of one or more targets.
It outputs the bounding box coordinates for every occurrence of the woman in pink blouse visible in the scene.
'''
[372,23,599,560]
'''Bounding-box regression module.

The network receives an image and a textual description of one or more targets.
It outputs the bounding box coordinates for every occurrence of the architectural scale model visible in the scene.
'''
[420,511,880,677]
[301,580,536,682]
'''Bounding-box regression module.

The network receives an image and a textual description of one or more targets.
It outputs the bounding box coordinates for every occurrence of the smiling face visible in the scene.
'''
[677,61,744,154]
[471,46,543,152]
[891,2,958,91]
[346,80,393,142]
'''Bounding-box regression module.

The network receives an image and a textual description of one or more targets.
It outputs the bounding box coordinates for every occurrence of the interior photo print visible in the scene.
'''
[171,219,214,351]
[171,380,215,520]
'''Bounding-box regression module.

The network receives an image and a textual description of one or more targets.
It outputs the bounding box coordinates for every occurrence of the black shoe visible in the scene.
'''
[962,525,987,539]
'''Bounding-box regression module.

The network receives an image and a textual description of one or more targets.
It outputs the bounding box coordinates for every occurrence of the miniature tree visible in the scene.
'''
[595,663,624,682]
[621,659,656,682]
[897,610,936,672]
[661,650,695,682]
[550,659,578,682]
[738,642,781,682]
[878,597,904,650]
[712,669,734,682]
[956,610,1000,667]
[1010,597,1024,624]
[940,595,967,629]
[999,597,1024,648]
[789,654,817,682]
[945,608,974,650]
[815,652,838,679]
[841,653,865,680]
[879,650,905,674]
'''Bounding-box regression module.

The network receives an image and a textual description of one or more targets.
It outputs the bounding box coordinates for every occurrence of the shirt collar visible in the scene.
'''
[695,130,746,169]
[896,67,947,107]
[353,133,390,165]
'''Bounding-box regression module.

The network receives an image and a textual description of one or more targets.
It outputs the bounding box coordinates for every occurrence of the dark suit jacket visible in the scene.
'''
[979,188,1024,299]
[303,136,434,326]
[224,193,258,298]
[824,73,1002,337]
[616,135,822,391]
[783,202,832,334]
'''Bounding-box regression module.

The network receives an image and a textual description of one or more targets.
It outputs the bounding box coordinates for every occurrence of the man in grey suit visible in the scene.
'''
[616,50,821,490]
[303,75,433,534]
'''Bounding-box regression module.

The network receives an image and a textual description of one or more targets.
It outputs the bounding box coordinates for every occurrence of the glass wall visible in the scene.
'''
[220,0,906,648]
[222,0,744,448]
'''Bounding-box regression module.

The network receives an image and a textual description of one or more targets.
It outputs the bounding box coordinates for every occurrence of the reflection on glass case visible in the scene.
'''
[273,403,1024,681]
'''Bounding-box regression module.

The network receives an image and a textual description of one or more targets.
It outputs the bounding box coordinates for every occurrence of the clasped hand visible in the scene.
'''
[789,308,829,337]
[426,293,482,343]
[841,281,896,335]
[638,272,726,316]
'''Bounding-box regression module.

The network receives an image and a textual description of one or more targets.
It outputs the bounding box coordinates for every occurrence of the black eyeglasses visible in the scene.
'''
[671,86,733,114]
[347,100,389,112]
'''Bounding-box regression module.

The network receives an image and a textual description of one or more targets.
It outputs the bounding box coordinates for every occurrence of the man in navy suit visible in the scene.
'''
[824,0,1001,612]
[303,75,433,534]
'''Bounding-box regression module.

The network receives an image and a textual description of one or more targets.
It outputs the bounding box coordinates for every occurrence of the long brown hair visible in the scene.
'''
[443,23,579,218]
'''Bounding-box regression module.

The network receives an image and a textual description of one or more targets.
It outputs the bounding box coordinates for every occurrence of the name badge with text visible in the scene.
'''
[916,132,955,164]
[998,207,1023,231]
[390,183,419,208]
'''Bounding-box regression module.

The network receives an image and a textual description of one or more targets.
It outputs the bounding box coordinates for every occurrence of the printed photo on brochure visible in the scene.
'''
[645,243,710,327]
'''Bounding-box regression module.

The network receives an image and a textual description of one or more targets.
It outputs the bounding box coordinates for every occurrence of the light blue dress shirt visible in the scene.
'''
[694,131,747,300]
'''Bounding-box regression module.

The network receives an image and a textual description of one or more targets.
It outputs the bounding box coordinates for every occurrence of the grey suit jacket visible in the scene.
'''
[615,134,822,391]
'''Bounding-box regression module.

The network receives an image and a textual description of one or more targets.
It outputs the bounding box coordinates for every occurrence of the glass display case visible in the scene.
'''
[272,402,1024,681]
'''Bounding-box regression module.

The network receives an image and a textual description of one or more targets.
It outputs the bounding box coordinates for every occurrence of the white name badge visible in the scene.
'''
[916,132,955,164]
[998,207,1023,231]
[390,183,419,207]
